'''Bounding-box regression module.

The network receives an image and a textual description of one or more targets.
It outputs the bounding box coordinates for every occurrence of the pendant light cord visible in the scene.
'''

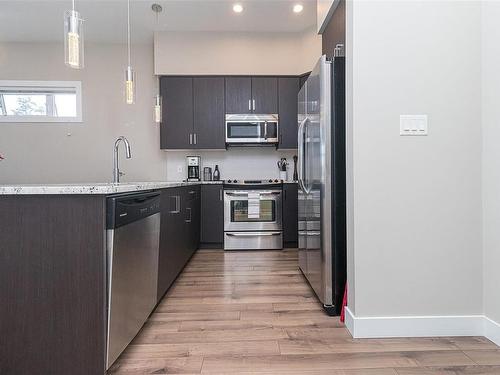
[127,0,131,67]
[72,0,75,11]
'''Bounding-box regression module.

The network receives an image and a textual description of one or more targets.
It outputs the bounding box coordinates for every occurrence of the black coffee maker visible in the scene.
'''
[186,156,201,181]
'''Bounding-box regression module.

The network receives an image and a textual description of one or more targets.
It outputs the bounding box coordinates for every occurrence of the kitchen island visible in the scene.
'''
[0,181,219,375]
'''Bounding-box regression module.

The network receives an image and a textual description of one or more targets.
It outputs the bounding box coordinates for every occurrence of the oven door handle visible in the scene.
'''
[226,232,282,237]
[225,192,249,196]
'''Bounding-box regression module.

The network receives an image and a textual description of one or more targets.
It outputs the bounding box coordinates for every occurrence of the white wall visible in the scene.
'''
[165,149,297,181]
[0,42,167,184]
[481,1,500,326]
[154,29,321,75]
[348,0,482,319]
[345,0,356,314]
[0,39,303,185]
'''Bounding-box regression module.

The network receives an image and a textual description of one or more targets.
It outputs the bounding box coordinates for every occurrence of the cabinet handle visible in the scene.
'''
[194,133,197,145]
[185,207,192,223]
[248,99,252,111]
[253,99,256,111]
[169,195,180,214]
[219,188,223,201]
[189,133,193,145]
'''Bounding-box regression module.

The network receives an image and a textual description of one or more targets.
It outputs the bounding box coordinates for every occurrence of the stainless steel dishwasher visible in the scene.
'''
[106,191,161,369]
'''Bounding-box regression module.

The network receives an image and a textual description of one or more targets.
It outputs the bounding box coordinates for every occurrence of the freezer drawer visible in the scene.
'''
[224,231,283,250]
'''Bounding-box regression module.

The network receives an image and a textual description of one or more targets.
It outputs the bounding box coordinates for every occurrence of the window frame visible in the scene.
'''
[0,80,83,123]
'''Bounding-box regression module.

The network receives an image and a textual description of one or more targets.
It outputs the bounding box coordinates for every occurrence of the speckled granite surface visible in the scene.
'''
[0,181,223,195]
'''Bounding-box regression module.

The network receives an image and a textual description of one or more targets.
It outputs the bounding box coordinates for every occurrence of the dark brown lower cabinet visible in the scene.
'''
[283,183,299,246]
[0,195,107,375]
[184,186,201,256]
[157,186,201,301]
[200,184,224,246]
[158,187,184,300]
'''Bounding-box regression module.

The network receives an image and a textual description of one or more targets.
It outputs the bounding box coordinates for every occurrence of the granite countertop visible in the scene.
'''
[0,180,223,195]
[0,180,299,195]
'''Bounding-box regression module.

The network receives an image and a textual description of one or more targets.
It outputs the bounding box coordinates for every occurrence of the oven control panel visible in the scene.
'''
[224,179,282,185]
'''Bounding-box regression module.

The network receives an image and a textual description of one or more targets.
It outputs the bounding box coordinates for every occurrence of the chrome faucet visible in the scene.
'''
[113,136,132,183]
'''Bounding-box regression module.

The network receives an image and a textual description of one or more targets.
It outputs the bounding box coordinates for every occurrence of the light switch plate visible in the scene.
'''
[400,115,428,136]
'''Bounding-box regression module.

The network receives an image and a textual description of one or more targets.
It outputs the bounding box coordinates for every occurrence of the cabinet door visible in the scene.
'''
[252,77,278,114]
[283,184,298,245]
[200,184,224,244]
[225,77,252,114]
[193,77,225,149]
[278,77,299,149]
[158,188,184,300]
[184,186,201,256]
[160,77,193,149]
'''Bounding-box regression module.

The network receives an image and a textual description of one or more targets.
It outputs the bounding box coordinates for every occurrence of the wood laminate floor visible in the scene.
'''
[109,249,500,374]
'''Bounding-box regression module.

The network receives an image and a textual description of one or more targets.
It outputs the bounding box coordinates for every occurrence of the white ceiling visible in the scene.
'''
[0,0,317,44]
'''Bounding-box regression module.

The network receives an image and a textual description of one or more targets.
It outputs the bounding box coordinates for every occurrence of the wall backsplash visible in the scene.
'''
[165,148,298,182]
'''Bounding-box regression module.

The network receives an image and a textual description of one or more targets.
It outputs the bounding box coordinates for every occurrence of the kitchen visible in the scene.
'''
[1,1,500,375]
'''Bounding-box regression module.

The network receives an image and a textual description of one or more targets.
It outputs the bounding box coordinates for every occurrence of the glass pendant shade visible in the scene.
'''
[125,66,136,105]
[64,10,84,69]
[154,95,162,123]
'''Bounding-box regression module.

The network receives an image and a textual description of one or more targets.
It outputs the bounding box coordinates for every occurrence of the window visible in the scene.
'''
[0,80,82,123]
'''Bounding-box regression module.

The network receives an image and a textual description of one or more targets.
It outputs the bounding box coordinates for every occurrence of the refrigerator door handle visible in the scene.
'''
[297,117,307,193]
[298,117,312,194]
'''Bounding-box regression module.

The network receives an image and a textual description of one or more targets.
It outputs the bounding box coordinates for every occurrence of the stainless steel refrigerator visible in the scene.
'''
[297,51,346,315]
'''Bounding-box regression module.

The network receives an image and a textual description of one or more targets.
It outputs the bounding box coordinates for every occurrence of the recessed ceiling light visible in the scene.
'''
[233,4,243,13]
[293,4,304,13]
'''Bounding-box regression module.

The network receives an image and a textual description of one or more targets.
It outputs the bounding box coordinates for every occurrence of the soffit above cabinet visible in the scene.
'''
[154,29,322,76]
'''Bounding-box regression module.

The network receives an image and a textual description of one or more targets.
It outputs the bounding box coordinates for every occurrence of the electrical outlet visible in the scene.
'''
[177,166,183,173]
[400,115,428,136]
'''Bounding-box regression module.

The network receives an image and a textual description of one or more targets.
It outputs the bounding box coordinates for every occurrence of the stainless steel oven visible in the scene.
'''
[223,180,283,250]
[225,114,279,145]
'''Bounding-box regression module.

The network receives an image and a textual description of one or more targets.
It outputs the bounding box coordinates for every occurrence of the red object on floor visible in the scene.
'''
[340,283,348,323]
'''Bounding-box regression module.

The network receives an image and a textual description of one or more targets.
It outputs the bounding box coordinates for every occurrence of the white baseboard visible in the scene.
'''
[484,316,500,346]
[344,307,498,341]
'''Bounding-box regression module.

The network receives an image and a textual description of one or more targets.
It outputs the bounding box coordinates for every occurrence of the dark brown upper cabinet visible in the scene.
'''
[193,77,225,149]
[278,77,299,149]
[225,77,252,114]
[160,76,193,149]
[251,77,278,114]
[161,76,225,150]
[225,76,277,114]
[161,75,298,150]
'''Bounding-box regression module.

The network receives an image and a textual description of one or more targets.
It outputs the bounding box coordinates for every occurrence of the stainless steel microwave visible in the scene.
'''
[225,114,279,145]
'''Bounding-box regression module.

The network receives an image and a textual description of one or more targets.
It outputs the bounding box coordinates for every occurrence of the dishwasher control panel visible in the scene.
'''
[106,191,161,229]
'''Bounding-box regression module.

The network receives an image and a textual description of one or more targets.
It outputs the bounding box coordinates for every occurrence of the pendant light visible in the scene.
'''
[64,0,84,69]
[125,0,135,104]
[152,4,163,123]
[154,94,162,123]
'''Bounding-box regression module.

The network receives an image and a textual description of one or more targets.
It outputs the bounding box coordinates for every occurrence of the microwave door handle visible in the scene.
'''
[264,121,268,140]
